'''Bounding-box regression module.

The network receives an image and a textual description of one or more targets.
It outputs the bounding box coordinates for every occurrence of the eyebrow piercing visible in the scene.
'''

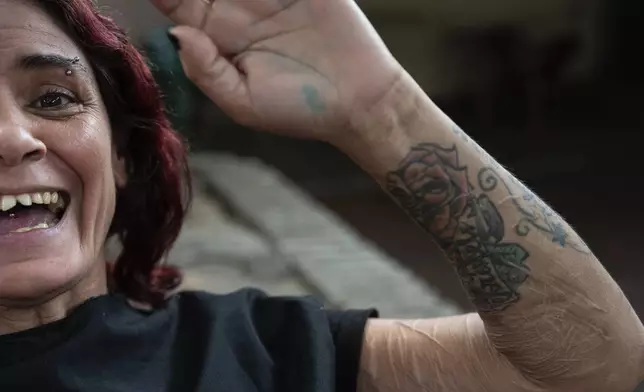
[65,58,80,76]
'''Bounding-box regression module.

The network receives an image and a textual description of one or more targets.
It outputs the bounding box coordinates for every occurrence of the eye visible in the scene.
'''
[31,89,78,110]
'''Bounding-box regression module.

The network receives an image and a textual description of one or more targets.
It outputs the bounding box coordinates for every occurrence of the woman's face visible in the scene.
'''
[0,0,125,305]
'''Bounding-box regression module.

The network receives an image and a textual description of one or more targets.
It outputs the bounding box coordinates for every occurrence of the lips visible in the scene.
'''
[0,191,69,235]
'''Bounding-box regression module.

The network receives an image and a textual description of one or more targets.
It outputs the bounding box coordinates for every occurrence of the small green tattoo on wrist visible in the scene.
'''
[302,84,326,114]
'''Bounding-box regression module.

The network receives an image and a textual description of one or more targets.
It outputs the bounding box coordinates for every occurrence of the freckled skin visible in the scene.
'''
[0,0,125,328]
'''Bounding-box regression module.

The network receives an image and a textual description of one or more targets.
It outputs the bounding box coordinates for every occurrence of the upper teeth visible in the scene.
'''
[1,192,64,212]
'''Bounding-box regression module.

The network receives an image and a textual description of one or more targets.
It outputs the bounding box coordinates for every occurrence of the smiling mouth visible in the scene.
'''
[0,191,69,235]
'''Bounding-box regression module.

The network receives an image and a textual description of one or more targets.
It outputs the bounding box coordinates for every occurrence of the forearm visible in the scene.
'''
[337,72,644,387]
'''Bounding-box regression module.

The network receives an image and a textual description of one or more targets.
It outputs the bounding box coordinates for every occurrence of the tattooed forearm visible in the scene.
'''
[343,79,642,389]
[478,167,590,254]
[386,142,588,312]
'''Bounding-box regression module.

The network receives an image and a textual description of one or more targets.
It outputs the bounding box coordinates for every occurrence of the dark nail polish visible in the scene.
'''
[167,31,180,51]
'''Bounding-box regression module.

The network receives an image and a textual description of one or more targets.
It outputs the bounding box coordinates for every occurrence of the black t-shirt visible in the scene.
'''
[0,289,377,391]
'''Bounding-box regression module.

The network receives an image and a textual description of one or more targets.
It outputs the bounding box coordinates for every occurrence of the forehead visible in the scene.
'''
[0,0,87,70]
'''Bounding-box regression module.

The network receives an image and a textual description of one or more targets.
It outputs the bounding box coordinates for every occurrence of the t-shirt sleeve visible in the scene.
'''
[326,309,379,392]
[177,290,379,392]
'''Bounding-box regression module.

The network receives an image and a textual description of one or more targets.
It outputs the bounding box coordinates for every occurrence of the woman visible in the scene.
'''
[0,0,641,390]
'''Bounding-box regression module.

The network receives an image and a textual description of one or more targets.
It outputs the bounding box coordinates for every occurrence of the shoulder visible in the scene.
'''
[168,288,327,324]
[169,289,376,333]
[165,290,376,392]
[166,289,336,346]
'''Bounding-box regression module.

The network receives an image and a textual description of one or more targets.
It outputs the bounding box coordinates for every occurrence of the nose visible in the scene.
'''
[0,125,47,167]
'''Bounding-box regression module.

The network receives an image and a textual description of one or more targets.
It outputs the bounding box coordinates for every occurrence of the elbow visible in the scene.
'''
[583,309,644,392]
[529,312,644,392]
[495,300,644,392]
[604,329,644,392]
[582,342,643,392]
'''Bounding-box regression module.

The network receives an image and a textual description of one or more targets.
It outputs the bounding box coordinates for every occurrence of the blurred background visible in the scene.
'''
[100,0,642,324]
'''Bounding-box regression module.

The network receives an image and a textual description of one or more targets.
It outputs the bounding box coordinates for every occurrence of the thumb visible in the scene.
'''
[168,26,250,117]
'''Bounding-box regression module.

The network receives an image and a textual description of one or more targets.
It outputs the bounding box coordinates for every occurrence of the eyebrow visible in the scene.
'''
[17,53,88,74]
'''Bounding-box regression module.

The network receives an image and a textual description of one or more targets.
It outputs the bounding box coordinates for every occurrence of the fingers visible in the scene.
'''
[149,0,246,55]
[149,0,212,28]
[169,26,251,119]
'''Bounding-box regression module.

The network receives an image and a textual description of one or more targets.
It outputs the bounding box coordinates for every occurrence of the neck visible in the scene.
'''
[0,262,108,335]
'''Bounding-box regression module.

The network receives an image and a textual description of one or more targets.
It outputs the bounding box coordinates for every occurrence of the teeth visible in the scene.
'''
[48,194,66,214]
[11,222,52,233]
[1,195,16,212]
[32,193,43,204]
[17,194,32,206]
[0,191,66,213]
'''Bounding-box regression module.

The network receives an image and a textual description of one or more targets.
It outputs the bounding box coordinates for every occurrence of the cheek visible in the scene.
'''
[56,116,114,186]
[46,114,118,230]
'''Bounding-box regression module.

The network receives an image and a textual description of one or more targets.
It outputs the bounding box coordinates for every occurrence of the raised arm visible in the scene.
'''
[148,0,644,390]
[343,72,644,392]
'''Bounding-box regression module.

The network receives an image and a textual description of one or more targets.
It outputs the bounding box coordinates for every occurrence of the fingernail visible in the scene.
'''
[167,30,180,51]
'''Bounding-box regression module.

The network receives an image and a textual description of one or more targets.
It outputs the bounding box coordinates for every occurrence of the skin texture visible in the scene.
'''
[348,77,644,391]
[151,0,644,391]
[0,0,124,334]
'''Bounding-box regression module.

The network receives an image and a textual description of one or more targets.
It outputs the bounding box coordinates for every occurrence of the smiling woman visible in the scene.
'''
[0,0,642,391]
[0,0,189,312]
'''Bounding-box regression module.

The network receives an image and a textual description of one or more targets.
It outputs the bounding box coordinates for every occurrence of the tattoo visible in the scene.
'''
[478,168,590,254]
[451,124,469,144]
[385,143,470,248]
[454,193,530,312]
[386,141,588,312]
[302,84,326,114]
[451,124,488,159]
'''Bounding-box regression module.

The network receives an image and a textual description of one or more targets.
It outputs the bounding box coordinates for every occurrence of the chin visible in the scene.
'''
[0,193,107,304]
[0,251,103,306]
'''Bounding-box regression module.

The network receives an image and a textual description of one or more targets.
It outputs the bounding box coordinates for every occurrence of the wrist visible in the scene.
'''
[331,72,431,162]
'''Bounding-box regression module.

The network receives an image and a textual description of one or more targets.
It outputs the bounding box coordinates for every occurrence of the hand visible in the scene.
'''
[149,0,403,142]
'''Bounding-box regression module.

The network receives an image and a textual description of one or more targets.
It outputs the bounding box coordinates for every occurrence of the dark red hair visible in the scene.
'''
[35,0,191,305]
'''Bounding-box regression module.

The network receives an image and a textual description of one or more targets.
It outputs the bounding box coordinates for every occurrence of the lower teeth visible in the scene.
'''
[11,222,54,233]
